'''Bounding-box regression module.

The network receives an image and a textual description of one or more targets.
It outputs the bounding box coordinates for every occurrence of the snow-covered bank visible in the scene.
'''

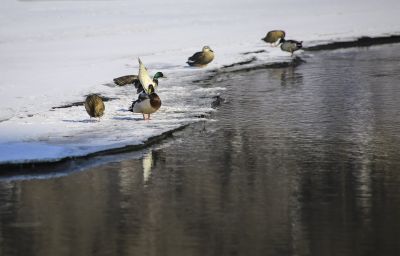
[0,0,400,165]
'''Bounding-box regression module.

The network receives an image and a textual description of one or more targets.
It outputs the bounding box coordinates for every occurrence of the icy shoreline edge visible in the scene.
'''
[0,124,189,172]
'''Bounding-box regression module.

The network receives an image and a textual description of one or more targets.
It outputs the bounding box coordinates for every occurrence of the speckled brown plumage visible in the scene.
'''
[84,94,105,118]
[262,30,286,44]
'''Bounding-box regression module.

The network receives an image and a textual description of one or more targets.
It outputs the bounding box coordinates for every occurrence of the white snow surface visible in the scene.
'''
[0,0,399,164]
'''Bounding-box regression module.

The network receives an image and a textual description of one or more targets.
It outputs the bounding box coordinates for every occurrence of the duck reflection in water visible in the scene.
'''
[280,66,303,87]
[142,150,154,185]
[271,57,305,86]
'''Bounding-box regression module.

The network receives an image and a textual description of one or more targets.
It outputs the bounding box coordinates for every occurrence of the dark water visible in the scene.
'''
[2,44,400,256]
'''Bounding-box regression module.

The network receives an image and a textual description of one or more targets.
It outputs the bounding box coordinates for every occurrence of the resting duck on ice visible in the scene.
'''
[186,46,214,67]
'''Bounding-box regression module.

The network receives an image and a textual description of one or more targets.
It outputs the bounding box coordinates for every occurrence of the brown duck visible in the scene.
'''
[84,94,105,120]
[262,30,286,46]
[186,46,214,67]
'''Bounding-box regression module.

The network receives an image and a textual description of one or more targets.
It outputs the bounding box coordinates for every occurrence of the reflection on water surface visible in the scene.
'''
[1,44,400,256]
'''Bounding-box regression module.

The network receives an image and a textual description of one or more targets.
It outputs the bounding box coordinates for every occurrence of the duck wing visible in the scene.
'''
[187,51,203,63]
[138,58,155,94]
[113,75,138,86]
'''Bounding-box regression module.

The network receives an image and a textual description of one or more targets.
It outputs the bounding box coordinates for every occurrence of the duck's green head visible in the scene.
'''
[153,72,165,80]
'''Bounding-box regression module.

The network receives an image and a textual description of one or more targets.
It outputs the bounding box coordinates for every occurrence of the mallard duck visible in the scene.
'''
[129,84,161,120]
[134,72,165,94]
[280,39,303,56]
[262,30,286,46]
[84,94,105,120]
[113,75,138,86]
[186,46,214,67]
